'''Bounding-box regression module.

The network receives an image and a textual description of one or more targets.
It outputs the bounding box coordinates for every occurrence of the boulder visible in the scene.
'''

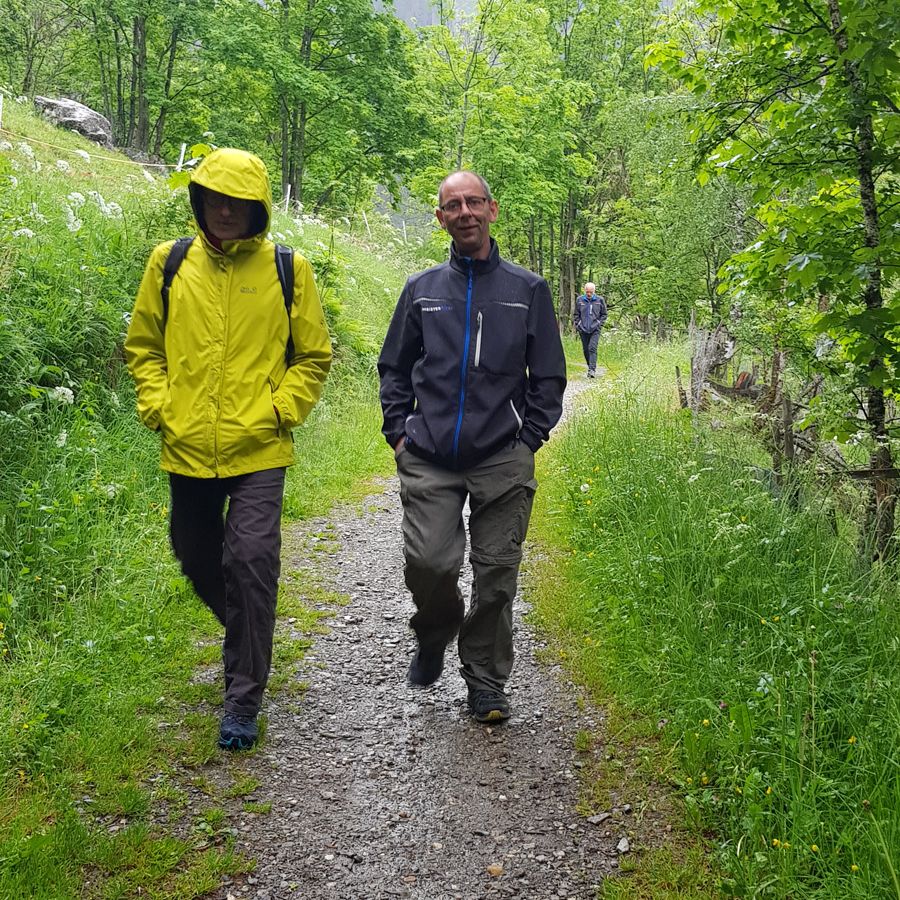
[33,97,114,148]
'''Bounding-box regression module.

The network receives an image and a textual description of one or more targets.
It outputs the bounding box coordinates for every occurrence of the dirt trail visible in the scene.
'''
[199,374,647,900]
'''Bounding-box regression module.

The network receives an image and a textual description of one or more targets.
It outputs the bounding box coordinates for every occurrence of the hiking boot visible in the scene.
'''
[468,689,511,723]
[218,714,258,751]
[407,640,448,687]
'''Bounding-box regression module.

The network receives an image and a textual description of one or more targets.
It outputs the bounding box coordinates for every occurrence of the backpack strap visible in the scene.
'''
[161,237,194,326]
[274,244,295,365]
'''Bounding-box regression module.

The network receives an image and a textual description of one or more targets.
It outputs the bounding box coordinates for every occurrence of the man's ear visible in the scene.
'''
[435,208,447,230]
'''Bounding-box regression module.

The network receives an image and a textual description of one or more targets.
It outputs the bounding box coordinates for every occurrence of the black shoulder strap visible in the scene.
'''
[161,237,194,326]
[274,244,295,365]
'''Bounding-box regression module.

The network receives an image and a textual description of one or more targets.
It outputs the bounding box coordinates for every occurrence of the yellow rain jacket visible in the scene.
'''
[125,148,332,478]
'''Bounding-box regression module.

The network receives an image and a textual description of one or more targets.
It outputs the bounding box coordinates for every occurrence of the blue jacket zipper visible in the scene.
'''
[452,261,475,460]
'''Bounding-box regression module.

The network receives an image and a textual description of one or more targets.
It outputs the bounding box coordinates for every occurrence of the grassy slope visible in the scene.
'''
[529,335,899,898]
[0,98,404,897]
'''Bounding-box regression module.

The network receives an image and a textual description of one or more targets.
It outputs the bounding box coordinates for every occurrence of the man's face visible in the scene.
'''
[202,188,255,241]
[435,172,498,260]
[585,286,594,298]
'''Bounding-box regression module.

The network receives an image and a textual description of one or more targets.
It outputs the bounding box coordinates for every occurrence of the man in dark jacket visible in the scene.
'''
[378,171,567,722]
[573,282,607,378]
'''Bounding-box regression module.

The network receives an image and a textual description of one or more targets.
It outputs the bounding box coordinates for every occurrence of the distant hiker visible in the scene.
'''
[125,148,332,751]
[573,282,607,378]
[378,170,567,723]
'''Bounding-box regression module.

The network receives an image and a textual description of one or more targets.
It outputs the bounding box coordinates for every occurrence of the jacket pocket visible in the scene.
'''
[476,304,527,375]
[473,310,483,368]
[509,399,523,434]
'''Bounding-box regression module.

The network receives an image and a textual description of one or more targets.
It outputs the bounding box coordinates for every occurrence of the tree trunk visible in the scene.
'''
[132,16,149,152]
[827,0,895,560]
[114,24,127,144]
[151,25,179,157]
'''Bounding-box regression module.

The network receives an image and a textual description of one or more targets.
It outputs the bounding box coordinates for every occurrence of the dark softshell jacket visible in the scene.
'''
[378,239,567,470]
[574,294,608,334]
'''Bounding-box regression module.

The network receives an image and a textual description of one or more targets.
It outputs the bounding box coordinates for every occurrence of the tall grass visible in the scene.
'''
[532,338,900,898]
[0,99,404,896]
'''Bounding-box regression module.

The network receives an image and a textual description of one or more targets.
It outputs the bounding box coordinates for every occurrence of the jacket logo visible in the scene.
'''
[240,286,258,294]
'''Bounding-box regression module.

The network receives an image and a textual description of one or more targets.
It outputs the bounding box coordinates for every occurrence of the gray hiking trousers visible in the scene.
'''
[169,467,285,717]
[396,440,538,693]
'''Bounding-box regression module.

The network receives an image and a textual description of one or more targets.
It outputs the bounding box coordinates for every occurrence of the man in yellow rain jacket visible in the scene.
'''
[126,148,332,750]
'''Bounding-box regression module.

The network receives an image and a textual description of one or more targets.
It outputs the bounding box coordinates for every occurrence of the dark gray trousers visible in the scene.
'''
[396,441,537,693]
[169,467,285,717]
[579,329,600,373]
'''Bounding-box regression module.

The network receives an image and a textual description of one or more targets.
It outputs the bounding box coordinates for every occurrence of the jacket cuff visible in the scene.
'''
[519,429,542,453]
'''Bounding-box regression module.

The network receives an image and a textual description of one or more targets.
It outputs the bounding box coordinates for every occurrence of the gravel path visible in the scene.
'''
[199,372,645,900]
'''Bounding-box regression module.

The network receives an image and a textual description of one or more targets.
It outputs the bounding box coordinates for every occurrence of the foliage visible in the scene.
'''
[647,0,900,434]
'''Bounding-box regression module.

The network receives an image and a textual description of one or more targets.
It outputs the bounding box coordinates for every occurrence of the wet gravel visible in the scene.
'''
[194,374,648,899]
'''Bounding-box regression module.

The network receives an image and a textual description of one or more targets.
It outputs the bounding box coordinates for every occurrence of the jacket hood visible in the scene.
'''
[188,148,272,244]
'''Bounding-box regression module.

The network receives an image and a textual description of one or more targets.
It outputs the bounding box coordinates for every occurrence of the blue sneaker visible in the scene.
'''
[218,714,258,751]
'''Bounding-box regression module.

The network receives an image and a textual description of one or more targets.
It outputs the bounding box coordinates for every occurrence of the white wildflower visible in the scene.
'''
[144,635,156,643]
[274,232,286,241]
[56,430,68,448]
[142,169,155,183]
[109,391,120,408]
[55,159,71,173]
[67,192,86,208]
[0,140,12,151]
[83,639,96,649]
[756,673,774,695]
[688,473,701,483]
[15,95,27,104]
[29,202,47,223]
[64,204,83,233]
[73,149,91,161]
[8,176,17,189]
[31,159,41,173]
[49,386,75,405]
[104,201,122,218]
[87,190,111,215]
[103,483,121,499]
[580,483,590,493]
[17,141,34,159]
[12,227,35,239]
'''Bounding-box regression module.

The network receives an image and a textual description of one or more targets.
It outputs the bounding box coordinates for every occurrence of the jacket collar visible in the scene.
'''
[449,237,501,275]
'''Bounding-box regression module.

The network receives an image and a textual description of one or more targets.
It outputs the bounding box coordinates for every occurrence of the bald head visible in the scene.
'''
[584,283,595,297]
[438,171,493,206]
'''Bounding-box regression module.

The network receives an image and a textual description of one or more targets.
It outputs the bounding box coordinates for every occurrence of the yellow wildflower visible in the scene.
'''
[702,719,710,727]
[811,845,819,853]
[851,865,859,873]
[848,736,857,745]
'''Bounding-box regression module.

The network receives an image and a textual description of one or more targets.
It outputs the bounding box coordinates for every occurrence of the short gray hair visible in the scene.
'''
[438,171,493,205]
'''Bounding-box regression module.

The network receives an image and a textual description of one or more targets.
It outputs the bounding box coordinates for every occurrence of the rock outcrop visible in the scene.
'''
[33,97,114,148]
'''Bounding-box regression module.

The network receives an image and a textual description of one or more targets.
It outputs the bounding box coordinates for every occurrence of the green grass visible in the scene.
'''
[0,100,406,897]
[530,337,900,898]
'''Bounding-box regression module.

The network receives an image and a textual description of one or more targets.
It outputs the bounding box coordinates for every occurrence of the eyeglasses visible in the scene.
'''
[439,196,489,214]
[203,191,252,211]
